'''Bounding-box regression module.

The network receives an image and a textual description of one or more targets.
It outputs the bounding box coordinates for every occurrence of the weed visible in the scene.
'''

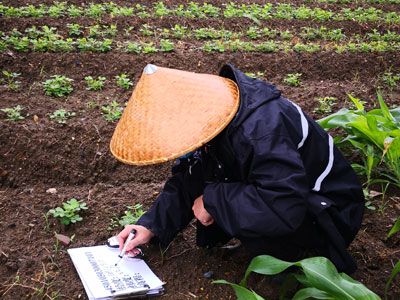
[2,70,21,91]
[43,212,50,232]
[115,74,133,89]
[0,105,27,121]
[313,97,337,114]
[49,109,76,124]
[102,100,124,120]
[283,73,302,86]
[48,198,88,225]
[85,76,106,91]
[42,75,73,97]
[53,232,60,254]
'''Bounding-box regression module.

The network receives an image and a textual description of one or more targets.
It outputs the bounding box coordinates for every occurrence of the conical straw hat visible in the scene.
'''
[110,64,240,165]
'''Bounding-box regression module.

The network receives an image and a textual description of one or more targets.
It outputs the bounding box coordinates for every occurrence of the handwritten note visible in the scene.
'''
[68,245,164,299]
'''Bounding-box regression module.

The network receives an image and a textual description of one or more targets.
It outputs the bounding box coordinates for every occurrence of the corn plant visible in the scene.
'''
[1,105,27,121]
[385,261,400,299]
[85,76,106,91]
[318,93,400,188]
[214,255,380,300]
[42,75,73,97]
[48,198,88,226]
[49,109,76,124]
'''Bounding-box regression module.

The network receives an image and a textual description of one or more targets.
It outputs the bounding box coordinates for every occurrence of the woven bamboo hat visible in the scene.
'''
[110,64,240,165]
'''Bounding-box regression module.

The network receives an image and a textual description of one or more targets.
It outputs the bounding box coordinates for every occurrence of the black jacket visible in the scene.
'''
[137,64,365,274]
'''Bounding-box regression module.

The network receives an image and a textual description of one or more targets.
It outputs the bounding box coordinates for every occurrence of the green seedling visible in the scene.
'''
[42,75,73,97]
[214,255,380,300]
[53,232,60,254]
[86,101,100,109]
[160,39,174,52]
[2,70,21,91]
[313,97,337,114]
[141,42,158,53]
[85,76,106,91]
[49,109,76,124]
[102,100,124,121]
[66,23,82,36]
[0,105,27,121]
[48,198,88,225]
[283,73,302,86]
[382,71,399,87]
[108,204,146,231]
[139,24,154,36]
[245,72,264,79]
[115,74,133,89]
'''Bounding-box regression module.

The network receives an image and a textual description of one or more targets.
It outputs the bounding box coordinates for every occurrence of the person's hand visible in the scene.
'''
[117,224,155,257]
[192,195,214,226]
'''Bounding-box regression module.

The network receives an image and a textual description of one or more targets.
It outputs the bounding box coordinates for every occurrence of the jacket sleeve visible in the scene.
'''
[136,159,202,246]
[202,133,309,239]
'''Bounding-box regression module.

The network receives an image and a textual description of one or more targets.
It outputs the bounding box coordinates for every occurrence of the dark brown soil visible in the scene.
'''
[1,1,400,299]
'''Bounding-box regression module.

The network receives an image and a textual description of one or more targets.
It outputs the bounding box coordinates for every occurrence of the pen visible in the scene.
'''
[115,228,136,266]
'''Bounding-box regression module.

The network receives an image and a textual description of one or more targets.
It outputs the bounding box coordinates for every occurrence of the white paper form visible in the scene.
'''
[68,245,164,299]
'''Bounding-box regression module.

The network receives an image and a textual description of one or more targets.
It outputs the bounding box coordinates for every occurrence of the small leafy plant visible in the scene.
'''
[2,70,21,91]
[115,74,133,89]
[48,198,88,225]
[214,255,380,300]
[108,204,146,231]
[85,76,106,91]
[49,109,76,124]
[102,100,124,120]
[0,105,27,121]
[283,73,302,87]
[42,75,73,97]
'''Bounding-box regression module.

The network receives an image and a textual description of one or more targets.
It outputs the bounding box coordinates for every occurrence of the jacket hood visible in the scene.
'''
[219,64,281,129]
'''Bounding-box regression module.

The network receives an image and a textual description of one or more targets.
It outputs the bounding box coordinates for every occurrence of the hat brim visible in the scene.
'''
[110,65,240,165]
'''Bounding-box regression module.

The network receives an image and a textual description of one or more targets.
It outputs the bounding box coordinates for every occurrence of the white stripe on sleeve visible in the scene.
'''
[289,101,309,149]
[312,135,334,192]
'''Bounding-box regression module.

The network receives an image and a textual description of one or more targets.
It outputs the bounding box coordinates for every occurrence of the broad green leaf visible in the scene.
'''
[292,287,334,300]
[212,280,261,300]
[242,255,294,286]
[377,92,393,123]
[347,94,364,111]
[386,216,400,239]
[299,257,381,300]
[384,261,400,298]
